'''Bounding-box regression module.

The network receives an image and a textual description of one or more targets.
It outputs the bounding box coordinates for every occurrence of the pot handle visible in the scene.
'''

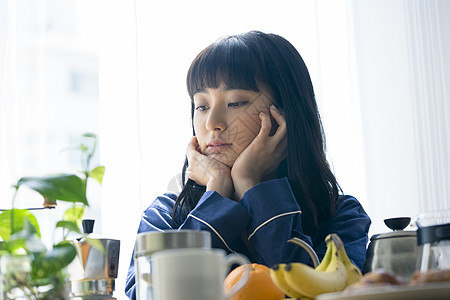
[288,238,319,268]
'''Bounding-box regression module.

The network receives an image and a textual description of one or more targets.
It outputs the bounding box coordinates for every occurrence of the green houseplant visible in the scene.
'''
[0,133,105,299]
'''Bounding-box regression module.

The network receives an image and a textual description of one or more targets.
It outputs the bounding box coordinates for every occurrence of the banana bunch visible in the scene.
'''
[270,233,362,299]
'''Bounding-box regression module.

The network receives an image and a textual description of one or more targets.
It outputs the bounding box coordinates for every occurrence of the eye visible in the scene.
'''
[228,101,248,108]
[195,105,208,111]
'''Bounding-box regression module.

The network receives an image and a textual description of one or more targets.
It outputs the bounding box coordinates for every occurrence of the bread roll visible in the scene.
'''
[411,269,450,284]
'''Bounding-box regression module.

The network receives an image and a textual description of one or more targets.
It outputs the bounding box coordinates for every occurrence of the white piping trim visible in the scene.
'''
[248,210,302,240]
[187,214,234,252]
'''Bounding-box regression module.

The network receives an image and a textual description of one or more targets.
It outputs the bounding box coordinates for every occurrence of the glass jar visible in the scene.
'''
[0,254,32,300]
[415,210,450,272]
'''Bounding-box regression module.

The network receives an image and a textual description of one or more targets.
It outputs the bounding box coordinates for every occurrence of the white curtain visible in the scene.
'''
[348,0,450,227]
[0,0,102,241]
[406,0,450,211]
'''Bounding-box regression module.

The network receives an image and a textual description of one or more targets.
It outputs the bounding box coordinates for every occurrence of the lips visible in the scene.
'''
[206,139,232,153]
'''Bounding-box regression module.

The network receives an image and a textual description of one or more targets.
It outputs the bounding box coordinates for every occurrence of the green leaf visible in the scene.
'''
[31,241,77,280]
[56,220,81,234]
[17,174,88,206]
[89,166,105,184]
[3,238,27,254]
[0,209,40,241]
[5,219,44,254]
[0,243,8,256]
[63,206,85,224]
[10,218,37,239]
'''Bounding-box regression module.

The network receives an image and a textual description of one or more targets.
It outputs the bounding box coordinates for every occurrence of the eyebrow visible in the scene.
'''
[194,86,256,94]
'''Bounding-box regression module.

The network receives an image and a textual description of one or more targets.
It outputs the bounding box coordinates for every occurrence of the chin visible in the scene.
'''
[209,154,235,168]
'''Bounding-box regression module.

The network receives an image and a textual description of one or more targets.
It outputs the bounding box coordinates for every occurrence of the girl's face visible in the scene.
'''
[193,84,273,167]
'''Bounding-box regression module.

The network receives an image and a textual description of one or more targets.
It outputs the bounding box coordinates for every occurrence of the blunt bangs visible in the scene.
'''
[187,35,265,99]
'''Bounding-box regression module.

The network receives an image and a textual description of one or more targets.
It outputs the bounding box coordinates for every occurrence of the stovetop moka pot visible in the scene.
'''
[363,217,419,280]
[70,219,120,299]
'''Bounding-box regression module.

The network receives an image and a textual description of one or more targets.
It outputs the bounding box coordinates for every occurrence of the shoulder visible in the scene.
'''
[137,193,179,232]
[335,195,369,218]
[327,194,371,236]
[312,194,371,248]
[141,192,189,227]
[142,192,178,218]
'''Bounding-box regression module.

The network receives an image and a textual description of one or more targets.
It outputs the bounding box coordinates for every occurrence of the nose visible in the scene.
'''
[206,106,227,131]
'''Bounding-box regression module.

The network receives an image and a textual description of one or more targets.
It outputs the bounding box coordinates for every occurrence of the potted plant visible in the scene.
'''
[0,133,105,299]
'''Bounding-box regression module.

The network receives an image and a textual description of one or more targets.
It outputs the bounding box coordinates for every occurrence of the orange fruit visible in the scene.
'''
[224,263,285,300]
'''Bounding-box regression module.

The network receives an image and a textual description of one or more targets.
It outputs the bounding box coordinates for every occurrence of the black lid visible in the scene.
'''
[370,217,416,240]
[82,219,95,234]
[384,217,411,231]
[417,222,450,245]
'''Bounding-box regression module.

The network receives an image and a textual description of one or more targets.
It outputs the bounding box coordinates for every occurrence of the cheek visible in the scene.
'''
[193,118,201,134]
[246,113,263,137]
[246,122,261,140]
[193,118,207,146]
[230,118,261,151]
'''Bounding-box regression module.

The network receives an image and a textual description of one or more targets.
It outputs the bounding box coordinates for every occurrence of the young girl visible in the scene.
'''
[125,31,370,299]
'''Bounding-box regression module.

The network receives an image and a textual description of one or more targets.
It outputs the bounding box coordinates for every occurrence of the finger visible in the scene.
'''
[186,136,200,161]
[257,111,271,138]
[269,105,287,139]
[270,105,286,127]
[186,139,205,183]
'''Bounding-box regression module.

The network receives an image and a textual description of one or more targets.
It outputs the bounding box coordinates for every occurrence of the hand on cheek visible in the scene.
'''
[186,137,234,199]
[231,105,287,200]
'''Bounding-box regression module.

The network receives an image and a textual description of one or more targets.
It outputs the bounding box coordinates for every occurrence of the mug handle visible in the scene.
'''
[223,254,250,299]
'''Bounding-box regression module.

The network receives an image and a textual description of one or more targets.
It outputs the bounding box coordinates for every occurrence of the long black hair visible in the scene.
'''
[172,31,341,235]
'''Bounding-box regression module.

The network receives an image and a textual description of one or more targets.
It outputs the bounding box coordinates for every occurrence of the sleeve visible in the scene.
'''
[240,177,314,267]
[240,178,371,270]
[180,191,252,252]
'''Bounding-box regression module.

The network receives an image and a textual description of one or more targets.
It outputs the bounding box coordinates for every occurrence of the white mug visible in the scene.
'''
[151,248,249,300]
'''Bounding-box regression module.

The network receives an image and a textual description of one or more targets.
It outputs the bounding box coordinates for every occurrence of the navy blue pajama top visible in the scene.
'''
[125,177,371,299]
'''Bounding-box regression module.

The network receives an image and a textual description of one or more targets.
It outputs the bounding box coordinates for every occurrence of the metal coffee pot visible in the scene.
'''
[363,217,419,280]
[70,219,120,300]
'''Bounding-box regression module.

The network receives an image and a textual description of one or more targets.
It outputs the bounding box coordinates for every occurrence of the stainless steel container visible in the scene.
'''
[134,230,211,300]
[363,217,419,280]
[72,238,120,280]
